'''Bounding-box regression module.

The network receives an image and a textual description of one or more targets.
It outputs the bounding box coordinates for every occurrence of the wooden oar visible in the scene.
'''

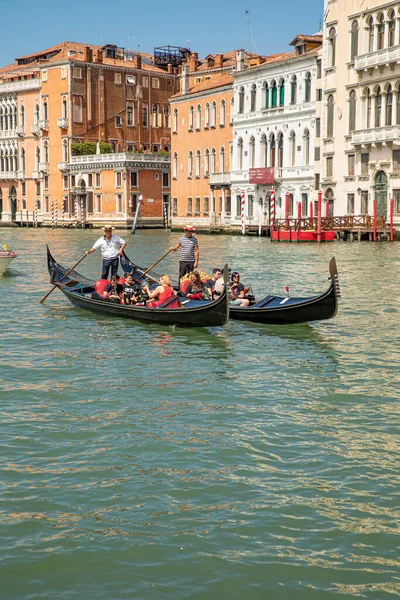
[39,254,88,304]
[138,247,174,280]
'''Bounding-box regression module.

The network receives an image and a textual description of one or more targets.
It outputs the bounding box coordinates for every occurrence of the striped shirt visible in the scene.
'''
[177,236,198,261]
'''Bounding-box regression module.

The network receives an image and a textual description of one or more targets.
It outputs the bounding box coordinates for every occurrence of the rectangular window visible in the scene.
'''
[114,72,122,85]
[36,181,41,195]
[248,195,254,217]
[162,172,169,188]
[361,191,369,214]
[21,182,26,196]
[71,175,76,187]
[116,194,122,213]
[42,70,48,82]
[314,147,320,161]
[73,67,82,79]
[116,116,122,128]
[172,198,178,216]
[95,194,102,213]
[348,154,355,176]
[204,196,209,214]
[142,105,148,127]
[63,175,68,190]
[317,60,322,79]
[44,196,50,213]
[316,118,321,138]
[314,173,320,190]
[116,172,122,188]
[316,89,322,101]
[393,150,400,171]
[326,156,333,177]
[187,197,192,215]
[152,78,160,88]
[88,173,93,187]
[361,153,369,175]
[44,175,49,190]
[142,76,149,87]
[195,197,201,215]
[61,66,68,79]
[347,193,355,214]
[72,95,83,123]
[302,193,308,216]
[95,173,101,188]
[129,193,138,215]
[127,103,134,126]
[236,195,242,217]
[130,172,138,187]
[393,189,400,213]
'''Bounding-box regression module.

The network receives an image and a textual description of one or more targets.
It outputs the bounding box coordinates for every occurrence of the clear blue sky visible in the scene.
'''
[2,0,323,66]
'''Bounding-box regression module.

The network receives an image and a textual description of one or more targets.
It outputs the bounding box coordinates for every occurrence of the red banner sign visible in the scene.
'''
[249,168,275,185]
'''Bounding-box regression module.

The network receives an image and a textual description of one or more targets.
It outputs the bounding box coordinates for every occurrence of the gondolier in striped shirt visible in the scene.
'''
[172,226,199,281]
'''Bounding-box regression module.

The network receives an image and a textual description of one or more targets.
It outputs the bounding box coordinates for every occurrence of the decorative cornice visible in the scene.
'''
[169,84,233,104]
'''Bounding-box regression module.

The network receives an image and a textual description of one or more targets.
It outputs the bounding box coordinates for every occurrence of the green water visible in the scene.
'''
[1,229,399,599]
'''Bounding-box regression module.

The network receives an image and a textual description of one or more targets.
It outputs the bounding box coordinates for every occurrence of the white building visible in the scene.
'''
[322,0,400,223]
[230,35,322,227]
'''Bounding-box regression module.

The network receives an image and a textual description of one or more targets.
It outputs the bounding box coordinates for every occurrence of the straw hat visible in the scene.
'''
[184,225,196,231]
[102,225,115,230]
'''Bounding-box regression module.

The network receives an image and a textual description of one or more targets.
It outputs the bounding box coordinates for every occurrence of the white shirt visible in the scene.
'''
[93,234,125,259]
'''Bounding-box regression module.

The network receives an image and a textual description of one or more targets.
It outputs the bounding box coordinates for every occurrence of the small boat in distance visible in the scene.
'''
[0,246,18,275]
[46,246,229,328]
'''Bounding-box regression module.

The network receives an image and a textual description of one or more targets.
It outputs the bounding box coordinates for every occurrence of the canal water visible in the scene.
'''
[1,228,399,600]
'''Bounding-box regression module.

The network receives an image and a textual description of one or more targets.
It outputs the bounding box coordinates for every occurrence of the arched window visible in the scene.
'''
[291,75,297,105]
[304,73,311,103]
[279,79,285,106]
[43,101,48,121]
[173,108,178,133]
[36,146,40,170]
[327,94,335,137]
[163,104,169,128]
[271,81,277,107]
[35,103,40,124]
[349,90,357,132]
[4,107,8,131]
[270,134,276,167]
[386,85,393,126]
[62,138,68,162]
[263,82,269,109]
[277,133,283,168]
[389,10,396,47]
[304,130,310,166]
[250,84,256,112]
[196,104,201,129]
[368,17,375,52]
[188,106,194,130]
[126,103,134,127]
[375,87,382,127]
[260,134,267,167]
[329,27,336,67]
[397,88,400,124]
[366,88,372,128]
[20,147,25,171]
[43,140,49,163]
[325,188,334,217]
[173,152,178,179]
[229,97,234,124]
[211,147,216,173]
[0,150,3,172]
[0,108,3,131]
[62,97,68,119]
[204,148,210,176]
[220,147,225,173]
[13,106,17,130]
[237,138,243,170]
[195,149,201,177]
[351,20,359,61]
[220,99,226,125]
[249,137,255,168]
[152,103,160,127]
[205,102,210,127]
[211,101,217,127]
[377,14,385,50]
[289,131,296,167]
[188,151,193,177]
[238,87,245,113]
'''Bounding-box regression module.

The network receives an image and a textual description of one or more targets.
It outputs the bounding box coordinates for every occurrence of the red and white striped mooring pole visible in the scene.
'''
[241,190,245,235]
[269,187,275,225]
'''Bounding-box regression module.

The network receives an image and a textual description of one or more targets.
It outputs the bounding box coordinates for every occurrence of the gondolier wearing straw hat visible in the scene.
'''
[86,226,126,280]
[171,225,199,281]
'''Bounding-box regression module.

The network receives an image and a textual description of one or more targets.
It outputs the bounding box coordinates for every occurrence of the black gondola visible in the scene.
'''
[121,252,340,326]
[46,246,229,328]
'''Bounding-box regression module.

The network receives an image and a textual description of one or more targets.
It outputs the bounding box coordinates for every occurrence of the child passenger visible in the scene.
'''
[121,272,137,305]
[103,274,123,302]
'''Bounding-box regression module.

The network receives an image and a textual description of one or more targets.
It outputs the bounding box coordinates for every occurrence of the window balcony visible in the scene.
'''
[0,129,17,138]
[57,117,68,129]
[58,161,68,171]
[0,171,17,180]
[39,162,49,172]
[32,170,43,179]
[210,172,231,186]
[16,125,25,136]
[352,125,400,146]
[38,119,48,131]
[17,170,26,179]
[31,124,40,136]
[354,45,400,71]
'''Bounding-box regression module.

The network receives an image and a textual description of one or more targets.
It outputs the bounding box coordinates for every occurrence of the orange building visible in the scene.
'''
[0,42,182,227]
[169,50,263,228]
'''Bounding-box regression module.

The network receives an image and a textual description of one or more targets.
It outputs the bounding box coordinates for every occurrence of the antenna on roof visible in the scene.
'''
[245,10,261,55]
[187,40,191,50]
[128,33,132,52]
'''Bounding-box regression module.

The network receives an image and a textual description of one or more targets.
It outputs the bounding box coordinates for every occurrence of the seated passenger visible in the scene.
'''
[103,274,123,302]
[121,272,138,305]
[229,272,250,307]
[143,274,175,306]
[186,271,210,300]
[205,268,222,299]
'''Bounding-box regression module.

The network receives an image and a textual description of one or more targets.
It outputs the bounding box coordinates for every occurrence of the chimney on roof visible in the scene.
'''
[236,50,245,72]
[95,49,103,64]
[167,63,173,74]
[84,46,93,63]
[189,52,198,72]
[214,54,223,68]
[132,54,142,69]
[207,56,215,68]
[181,64,189,95]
